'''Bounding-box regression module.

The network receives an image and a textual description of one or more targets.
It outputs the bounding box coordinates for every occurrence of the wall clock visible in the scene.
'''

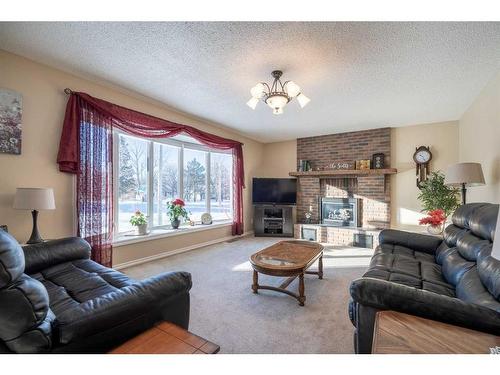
[413,146,432,188]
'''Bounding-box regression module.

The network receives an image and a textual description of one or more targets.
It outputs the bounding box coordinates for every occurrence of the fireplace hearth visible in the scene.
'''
[320,197,361,227]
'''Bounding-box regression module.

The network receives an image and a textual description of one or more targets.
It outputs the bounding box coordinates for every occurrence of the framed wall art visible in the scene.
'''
[0,89,22,155]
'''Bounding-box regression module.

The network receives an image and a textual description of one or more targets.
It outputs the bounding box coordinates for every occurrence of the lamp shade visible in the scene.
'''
[13,188,55,210]
[296,93,311,108]
[246,97,259,110]
[444,163,485,187]
[285,81,301,97]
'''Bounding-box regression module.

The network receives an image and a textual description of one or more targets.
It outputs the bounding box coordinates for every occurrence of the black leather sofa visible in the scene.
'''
[349,203,500,353]
[0,230,192,353]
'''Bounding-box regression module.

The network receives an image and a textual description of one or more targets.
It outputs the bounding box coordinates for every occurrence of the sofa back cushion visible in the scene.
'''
[477,247,500,301]
[440,203,500,309]
[23,237,91,274]
[0,274,54,352]
[469,203,498,242]
[442,203,498,263]
[0,230,54,353]
[0,229,25,288]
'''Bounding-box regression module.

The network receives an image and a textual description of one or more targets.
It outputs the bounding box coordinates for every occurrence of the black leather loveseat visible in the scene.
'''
[349,203,500,353]
[0,230,192,353]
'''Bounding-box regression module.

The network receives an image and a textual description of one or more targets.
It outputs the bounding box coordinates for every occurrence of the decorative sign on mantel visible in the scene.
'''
[329,161,355,170]
[356,159,371,170]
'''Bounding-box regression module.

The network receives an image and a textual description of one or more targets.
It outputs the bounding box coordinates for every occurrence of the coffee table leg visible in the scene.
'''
[252,271,259,294]
[298,273,305,306]
[318,254,323,280]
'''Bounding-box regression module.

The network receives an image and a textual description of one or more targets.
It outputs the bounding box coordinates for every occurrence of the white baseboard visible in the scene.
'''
[113,230,254,270]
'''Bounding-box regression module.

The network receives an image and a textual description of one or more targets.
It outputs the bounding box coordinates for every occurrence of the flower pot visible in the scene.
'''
[134,223,148,235]
[171,218,180,229]
[427,224,443,235]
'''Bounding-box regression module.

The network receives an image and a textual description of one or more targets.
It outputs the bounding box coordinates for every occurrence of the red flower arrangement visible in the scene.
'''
[419,209,446,226]
[171,198,185,207]
[166,198,190,229]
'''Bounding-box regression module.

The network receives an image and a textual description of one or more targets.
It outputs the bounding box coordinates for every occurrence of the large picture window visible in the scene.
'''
[115,132,233,234]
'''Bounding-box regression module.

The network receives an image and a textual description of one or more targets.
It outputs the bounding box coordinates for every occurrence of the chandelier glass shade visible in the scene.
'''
[247,70,310,115]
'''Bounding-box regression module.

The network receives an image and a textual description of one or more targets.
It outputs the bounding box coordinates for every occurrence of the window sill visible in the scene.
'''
[113,221,233,247]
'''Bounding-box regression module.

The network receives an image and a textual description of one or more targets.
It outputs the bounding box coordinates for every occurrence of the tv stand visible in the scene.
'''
[253,205,294,237]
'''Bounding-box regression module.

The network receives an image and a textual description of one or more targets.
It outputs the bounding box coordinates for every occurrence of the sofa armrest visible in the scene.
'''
[379,229,443,254]
[22,237,91,274]
[350,277,500,335]
[56,271,192,344]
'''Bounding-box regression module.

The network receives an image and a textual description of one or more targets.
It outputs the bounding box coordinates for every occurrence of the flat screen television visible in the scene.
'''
[252,178,297,205]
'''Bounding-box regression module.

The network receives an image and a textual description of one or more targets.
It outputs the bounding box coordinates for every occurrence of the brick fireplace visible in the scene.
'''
[293,128,393,248]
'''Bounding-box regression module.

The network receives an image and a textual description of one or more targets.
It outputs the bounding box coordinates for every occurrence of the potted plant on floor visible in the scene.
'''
[417,171,460,234]
[166,198,190,229]
[130,210,148,235]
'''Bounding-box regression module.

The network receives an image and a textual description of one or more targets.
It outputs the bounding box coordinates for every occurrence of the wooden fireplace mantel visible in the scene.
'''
[289,168,397,177]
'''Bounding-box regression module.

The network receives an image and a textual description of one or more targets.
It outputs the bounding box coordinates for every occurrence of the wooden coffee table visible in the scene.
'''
[109,321,220,354]
[250,240,324,306]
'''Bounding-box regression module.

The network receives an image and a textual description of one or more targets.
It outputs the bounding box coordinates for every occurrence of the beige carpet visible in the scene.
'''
[122,236,373,353]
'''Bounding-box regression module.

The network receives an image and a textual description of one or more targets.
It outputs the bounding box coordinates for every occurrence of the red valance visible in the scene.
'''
[57,92,245,254]
[58,93,244,177]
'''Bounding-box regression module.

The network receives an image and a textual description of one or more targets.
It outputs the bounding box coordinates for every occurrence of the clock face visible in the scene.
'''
[414,148,431,164]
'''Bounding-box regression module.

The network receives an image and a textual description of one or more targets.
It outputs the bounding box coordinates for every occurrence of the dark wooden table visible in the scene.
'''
[250,240,324,306]
[109,321,220,354]
[372,311,500,354]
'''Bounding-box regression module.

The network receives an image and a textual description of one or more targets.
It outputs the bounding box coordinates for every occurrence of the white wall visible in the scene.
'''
[459,71,500,203]
[391,121,459,230]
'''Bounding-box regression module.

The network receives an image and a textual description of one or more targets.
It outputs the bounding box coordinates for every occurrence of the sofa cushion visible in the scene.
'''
[440,248,476,286]
[23,237,91,274]
[30,259,135,316]
[477,246,500,302]
[456,266,500,312]
[451,203,490,229]
[378,229,442,254]
[469,203,499,241]
[455,232,491,261]
[374,243,436,263]
[363,250,455,297]
[442,225,469,249]
[0,274,54,353]
[0,230,25,288]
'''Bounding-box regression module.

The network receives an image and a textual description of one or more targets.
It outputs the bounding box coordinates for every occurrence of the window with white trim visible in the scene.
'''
[114,132,233,235]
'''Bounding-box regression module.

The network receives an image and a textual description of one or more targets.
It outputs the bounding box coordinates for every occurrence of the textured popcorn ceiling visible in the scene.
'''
[1,22,500,142]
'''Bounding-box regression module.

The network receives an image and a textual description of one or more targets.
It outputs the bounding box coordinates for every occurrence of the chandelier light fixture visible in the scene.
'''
[246,70,310,115]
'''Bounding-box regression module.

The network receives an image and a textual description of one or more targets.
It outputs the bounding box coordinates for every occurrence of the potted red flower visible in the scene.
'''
[166,198,190,229]
[419,209,447,235]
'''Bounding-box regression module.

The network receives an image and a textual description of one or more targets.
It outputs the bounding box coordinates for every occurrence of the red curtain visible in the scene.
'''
[58,92,245,265]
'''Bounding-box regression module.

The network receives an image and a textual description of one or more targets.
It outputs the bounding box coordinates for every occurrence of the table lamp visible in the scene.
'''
[13,187,55,244]
[444,162,485,205]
